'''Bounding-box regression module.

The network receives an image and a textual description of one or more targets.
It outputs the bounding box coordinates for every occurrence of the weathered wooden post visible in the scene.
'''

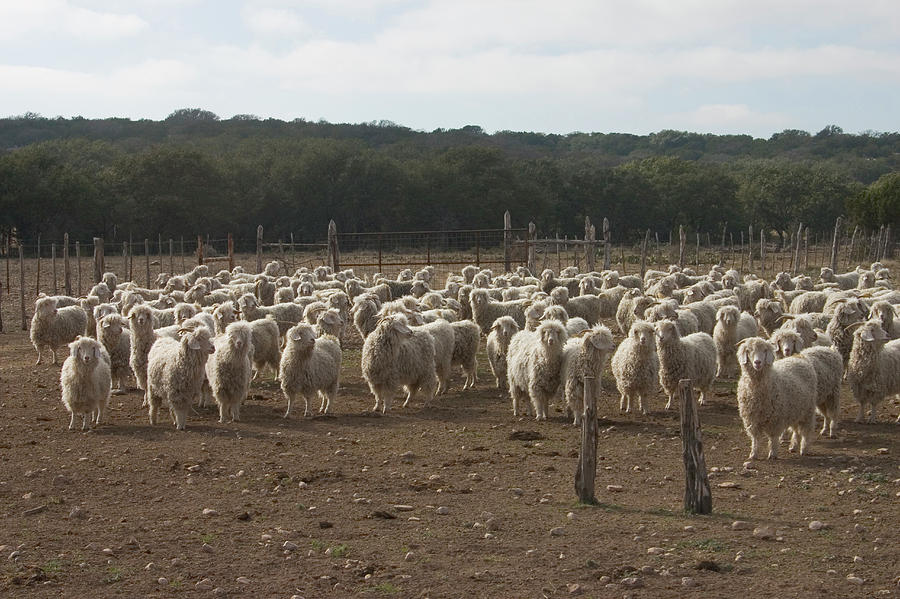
[527,222,536,274]
[63,233,71,296]
[19,244,26,329]
[327,220,340,272]
[640,229,650,278]
[158,234,163,275]
[35,234,41,297]
[503,211,512,273]
[169,238,175,274]
[575,375,599,505]
[719,224,727,265]
[845,226,858,270]
[144,238,151,287]
[256,225,264,274]
[830,216,843,272]
[803,228,809,270]
[655,232,660,269]
[679,379,712,514]
[197,235,204,265]
[51,243,58,295]
[882,225,892,260]
[227,234,234,272]
[75,241,81,295]
[602,218,610,270]
[92,237,104,284]
[5,237,9,296]
[620,242,626,275]
[180,236,186,272]
[678,225,686,268]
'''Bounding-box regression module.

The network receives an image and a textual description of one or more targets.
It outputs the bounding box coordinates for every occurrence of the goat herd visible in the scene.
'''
[29,257,899,461]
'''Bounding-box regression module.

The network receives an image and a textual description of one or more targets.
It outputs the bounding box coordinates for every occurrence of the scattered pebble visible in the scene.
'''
[621,577,643,588]
[567,583,584,595]
[753,526,775,540]
[647,547,665,555]
[683,525,695,532]
[201,508,219,517]
[853,556,863,563]
[196,578,213,590]
[606,485,624,492]
[550,527,565,537]
[809,521,827,531]
[158,577,168,585]
[404,552,415,562]
[393,505,415,512]
[236,576,250,584]
[436,506,450,515]
[201,543,214,553]
[682,577,697,587]
[510,488,525,497]
[486,518,501,531]
[731,520,752,531]
[283,541,298,552]
[847,575,864,585]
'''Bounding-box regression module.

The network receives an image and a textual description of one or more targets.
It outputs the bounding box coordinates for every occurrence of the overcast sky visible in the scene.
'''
[2,0,898,138]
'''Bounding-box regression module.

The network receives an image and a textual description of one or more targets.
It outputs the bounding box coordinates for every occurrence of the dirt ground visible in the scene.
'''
[2,304,900,599]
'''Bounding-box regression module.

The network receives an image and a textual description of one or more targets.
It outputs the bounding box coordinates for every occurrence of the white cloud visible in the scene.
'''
[243,6,312,37]
[0,0,147,42]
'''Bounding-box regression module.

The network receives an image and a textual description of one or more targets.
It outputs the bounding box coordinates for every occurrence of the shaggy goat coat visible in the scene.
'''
[60,337,112,431]
[279,323,342,418]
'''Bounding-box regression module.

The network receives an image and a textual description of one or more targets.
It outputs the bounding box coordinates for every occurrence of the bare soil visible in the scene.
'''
[2,316,900,599]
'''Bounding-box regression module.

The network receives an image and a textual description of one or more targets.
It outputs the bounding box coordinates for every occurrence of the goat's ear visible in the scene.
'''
[589,334,615,351]
[289,328,303,342]
[188,337,201,350]
[737,346,749,365]
[860,328,875,342]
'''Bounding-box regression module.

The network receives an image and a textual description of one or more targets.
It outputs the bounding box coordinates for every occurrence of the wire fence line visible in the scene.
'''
[0,216,893,333]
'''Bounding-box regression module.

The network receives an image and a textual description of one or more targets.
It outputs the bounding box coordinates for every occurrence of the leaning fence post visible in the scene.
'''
[19,244,26,330]
[678,225,686,268]
[640,229,650,278]
[327,220,340,272]
[830,216,843,272]
[92,237,104,284]
[679,379,712,514]
[503,211,512,273]
[575,375,599,504]
[527,222,536,273]
[256,225,263,273]
[63,233,71,296]
[792,223,803,275]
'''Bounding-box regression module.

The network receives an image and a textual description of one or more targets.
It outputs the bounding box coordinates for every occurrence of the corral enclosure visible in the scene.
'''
[0,227,898,598]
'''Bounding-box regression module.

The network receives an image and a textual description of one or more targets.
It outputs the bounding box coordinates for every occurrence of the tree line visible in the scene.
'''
[0,110,897,245]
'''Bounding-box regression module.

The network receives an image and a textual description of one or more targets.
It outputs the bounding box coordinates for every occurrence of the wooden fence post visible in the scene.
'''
[640,229,650,278]
[63,233,71,296]
[51,243,58,295]
[575,375,599,505]
[679,379,712,514]
[655,232,660,269]
[503,211,512,273]
[180,236,185,273]
[35,234,41,297]
[158,234,163,275]
[882,225,892,260]
[678,225,686,268]
[197,235,204,265]
[327,220,340,272]
[256,226,263,273]
[830,216,843,272]
[602,218,610,270]
[0,279,3,332]
[527,222,536,274]
[75,241,81,295]
[169,238,175,274]
[92,237,104,284]
[19,244,26,330]
[5,236,9,296]
[144,238,151,287]
[792,223,803,275]
[719,224,727,265]
[227,233,234,272]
